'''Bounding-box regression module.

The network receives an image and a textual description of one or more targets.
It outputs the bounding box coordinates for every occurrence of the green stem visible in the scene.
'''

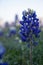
[30,41,33,65]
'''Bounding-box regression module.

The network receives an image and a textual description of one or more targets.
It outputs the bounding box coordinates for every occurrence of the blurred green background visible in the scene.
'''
[0,25,43,65]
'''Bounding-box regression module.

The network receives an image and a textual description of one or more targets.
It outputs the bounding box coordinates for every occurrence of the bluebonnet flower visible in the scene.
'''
[0,44,6,59]
[19,9,41,46]
[2,62,8,65]
[9,27,16,35]
[0,29,4,37]
[0,62,8,65]
[0,43,8,65]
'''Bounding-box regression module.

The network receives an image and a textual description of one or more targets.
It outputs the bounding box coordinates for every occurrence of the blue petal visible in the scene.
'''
[37,29,41,33]
[28,15,32,18]
[20,21,24,25]
[33,18,39,21]
[19,32,27,41]
[22,16,27,21]
[34,22,39,26]
[32,11,37,18]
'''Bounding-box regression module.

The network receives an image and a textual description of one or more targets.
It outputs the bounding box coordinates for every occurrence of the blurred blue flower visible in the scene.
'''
[10,29,16,34]
[19,9,41,46]
[2,62,8,65]
[0,29,4,37]
[5,27,16,38]
[0,62,8,65]
[0,44,6,59]
[9,27,16,35]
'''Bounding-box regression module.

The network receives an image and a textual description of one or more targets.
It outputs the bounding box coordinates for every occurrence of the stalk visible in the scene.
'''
[30,41,33,65]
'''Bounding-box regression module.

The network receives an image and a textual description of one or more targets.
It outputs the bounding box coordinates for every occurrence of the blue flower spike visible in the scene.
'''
[19,8,41,46]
